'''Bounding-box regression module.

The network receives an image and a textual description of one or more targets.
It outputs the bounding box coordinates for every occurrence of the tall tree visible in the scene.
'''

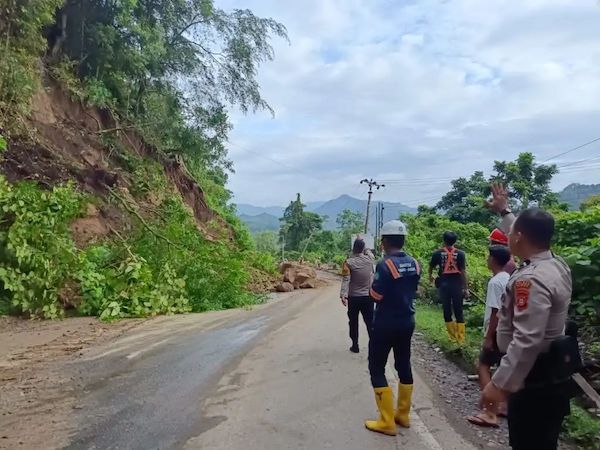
[436,171,494,225]
[254,231,279,254]
[336,209,364,233]
[335,209,364,252]
[437,152,561,225]
[491,152,559,209]
[280,194,323,251]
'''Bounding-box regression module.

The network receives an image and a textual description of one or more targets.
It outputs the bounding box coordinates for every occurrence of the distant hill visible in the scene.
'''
[237,195,415,233]
[558,183,600,210]
[238,213,280,233]
[236,201,325,217]
[313,195,416,231]
[236,204,284,217]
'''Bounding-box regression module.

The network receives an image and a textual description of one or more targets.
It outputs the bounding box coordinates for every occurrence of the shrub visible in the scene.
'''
[0,176,83,318]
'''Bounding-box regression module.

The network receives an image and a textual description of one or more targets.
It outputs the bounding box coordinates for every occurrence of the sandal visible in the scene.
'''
[466,412,500,428]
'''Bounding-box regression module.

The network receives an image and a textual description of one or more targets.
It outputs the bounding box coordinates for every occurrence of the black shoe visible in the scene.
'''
[349,344,359,353]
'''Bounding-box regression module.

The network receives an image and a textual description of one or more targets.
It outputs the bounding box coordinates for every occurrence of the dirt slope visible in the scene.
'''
[1,77,231,243]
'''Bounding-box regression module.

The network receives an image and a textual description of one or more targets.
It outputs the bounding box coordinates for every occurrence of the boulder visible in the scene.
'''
[275,282,294,292]
[278,261,294,274]
[283,268,296,284]
[300,280,316,289]
[295,272,311,284]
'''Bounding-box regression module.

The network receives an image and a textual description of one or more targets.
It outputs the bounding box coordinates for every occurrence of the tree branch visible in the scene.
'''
[169,15,209,46]
[109,188,183,250]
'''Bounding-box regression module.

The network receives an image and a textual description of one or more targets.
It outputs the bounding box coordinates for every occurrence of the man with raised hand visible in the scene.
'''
[340,238,374,353]
[481,183,573,450]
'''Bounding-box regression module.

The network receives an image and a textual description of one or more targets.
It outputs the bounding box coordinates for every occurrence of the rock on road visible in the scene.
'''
[1,276,480,450]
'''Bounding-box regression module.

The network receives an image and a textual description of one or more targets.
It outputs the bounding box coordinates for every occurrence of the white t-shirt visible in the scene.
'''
[483,271,510,335]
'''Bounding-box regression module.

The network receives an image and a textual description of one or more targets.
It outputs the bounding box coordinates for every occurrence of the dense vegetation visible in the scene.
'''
[0,1,285,318]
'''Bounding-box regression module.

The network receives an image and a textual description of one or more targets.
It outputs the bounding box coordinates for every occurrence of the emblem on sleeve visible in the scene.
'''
[341,262,350,276]
[515,280,531,311]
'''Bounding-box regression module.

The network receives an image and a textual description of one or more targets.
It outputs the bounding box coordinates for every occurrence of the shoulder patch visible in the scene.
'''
[514,279,531,312]
[341,262,350,276]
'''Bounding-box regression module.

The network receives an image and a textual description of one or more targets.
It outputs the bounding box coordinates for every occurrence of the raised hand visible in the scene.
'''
[485,182,509,214]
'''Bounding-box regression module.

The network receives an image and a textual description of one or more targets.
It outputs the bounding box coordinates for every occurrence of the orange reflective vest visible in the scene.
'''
[442,247,460,275]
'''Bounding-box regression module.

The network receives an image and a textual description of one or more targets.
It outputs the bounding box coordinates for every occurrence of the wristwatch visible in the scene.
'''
[500,208,512,217]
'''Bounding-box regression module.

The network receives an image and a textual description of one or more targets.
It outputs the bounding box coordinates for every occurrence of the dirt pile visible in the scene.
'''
[246,267,279,294]
[275,261,318,292]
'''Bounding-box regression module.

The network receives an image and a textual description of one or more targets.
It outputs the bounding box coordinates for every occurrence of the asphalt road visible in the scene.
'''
[61,278,478,450]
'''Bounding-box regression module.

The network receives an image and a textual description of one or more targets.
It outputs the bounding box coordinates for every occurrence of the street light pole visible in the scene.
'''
[360,179,385,234]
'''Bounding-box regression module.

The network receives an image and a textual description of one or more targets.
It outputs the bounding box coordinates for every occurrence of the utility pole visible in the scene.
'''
[360,179,385,233]
[374,202,385,257]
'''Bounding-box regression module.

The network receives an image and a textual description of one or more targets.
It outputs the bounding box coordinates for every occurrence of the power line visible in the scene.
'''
[555,154,600,169]
[542,136,600,163]
[228,136,600,207]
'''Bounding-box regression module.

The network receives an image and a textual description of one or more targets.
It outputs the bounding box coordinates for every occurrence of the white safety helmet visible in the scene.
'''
[380,220,408,236]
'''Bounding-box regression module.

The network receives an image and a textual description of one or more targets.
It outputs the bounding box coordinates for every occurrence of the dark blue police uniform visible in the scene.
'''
[369,251,421,388]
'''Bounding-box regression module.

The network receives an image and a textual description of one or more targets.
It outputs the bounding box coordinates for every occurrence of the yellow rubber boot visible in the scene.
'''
[395,383,414,428]
[456,322,466,344]
[445,321,457,341]
[365,387,397,436]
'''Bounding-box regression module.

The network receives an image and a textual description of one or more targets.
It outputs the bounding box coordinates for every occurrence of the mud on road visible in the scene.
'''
[0,317,146,449]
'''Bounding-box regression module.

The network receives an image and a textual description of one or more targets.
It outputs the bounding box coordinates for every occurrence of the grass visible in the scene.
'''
[563,404,600,450]
[416,301,600,449]
[415,302,481,372]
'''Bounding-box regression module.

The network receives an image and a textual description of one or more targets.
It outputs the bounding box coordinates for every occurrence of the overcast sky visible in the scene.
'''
[218,0,600,207]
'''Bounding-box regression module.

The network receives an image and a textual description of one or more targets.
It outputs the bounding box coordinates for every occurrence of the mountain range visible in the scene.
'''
[238,182,600,234]
[237,194,416,233]
[558,183,600,210]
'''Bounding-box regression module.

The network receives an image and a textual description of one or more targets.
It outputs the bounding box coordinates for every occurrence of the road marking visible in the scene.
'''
[410,410,444,450]
[385,361,444,450]
[125,338,172,360]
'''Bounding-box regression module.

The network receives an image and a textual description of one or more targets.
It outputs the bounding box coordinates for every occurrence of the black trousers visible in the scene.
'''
[439,281,464,323]
[368,322,414,388]
[347,296,373,345]
[507,382,571,450]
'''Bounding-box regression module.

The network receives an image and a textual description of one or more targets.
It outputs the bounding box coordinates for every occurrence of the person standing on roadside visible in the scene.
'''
[488,228,517,273]
[429,231,469,343]
[467,245,511,428]
[481,183,573,450]
[364,220,420,436]
[340,238,374,353]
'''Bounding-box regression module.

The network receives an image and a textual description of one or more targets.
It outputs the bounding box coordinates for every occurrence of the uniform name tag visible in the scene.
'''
[515,280,531,311]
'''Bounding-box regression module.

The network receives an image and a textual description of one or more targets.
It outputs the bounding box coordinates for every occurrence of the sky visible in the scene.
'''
[218,0,600,207]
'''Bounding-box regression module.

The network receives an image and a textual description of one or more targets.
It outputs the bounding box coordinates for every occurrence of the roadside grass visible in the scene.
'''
[564,404,600,450]
[416,301,600,450]
[415,302,481,372]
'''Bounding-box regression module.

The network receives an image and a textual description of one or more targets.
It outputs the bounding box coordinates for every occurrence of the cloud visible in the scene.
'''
[218,0,600,206]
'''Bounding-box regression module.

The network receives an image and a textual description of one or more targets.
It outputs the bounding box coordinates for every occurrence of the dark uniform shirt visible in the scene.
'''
[370,251,421,329]
[429,247,466,281]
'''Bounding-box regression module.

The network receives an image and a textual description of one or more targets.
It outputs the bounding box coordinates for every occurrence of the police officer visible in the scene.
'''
[340,238,375,353]
[429,231,469,343]
[365,220,420,436]
[481,183,572,450]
